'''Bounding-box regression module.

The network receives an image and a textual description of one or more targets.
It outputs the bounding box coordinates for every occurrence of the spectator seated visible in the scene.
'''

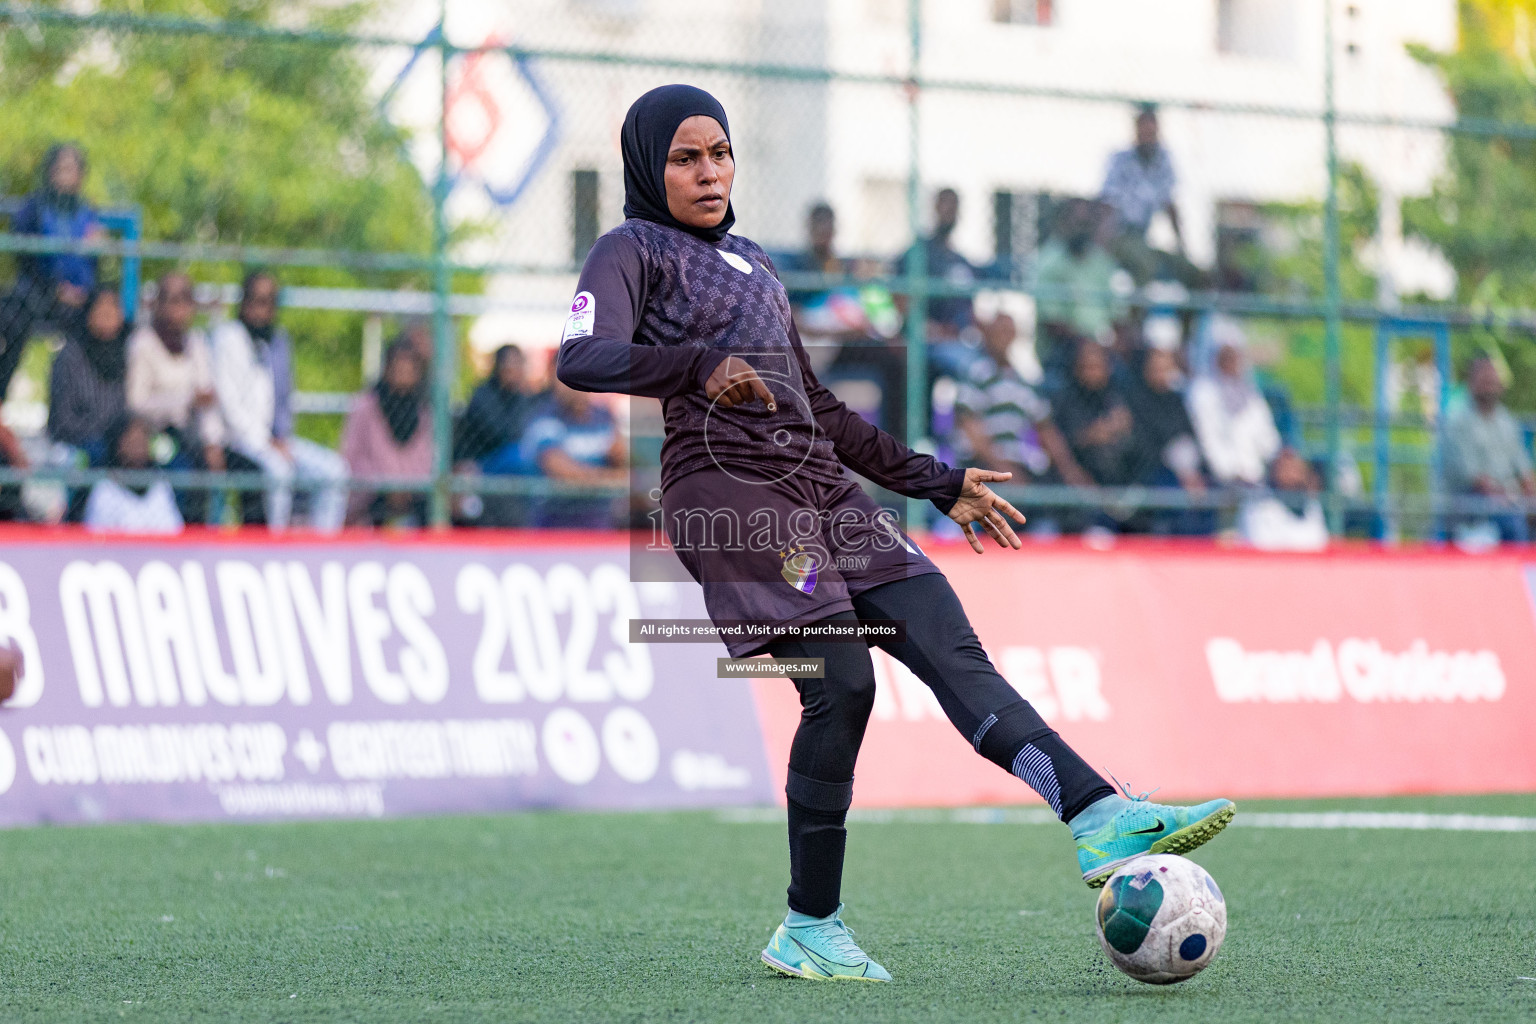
[340,339,433,528]
[1186,328,1281,488]
[127,271,227,524]
[1033,197,1126,389]
[1053,340,1138,489]
[1124,346,1214,535]
[1444,355,1534,544]
[453,344,536,526]
[949,313,1090,496]
[48,283,129,468]
[83,413,183,534]
[1238,447,1328,551]
[518,381,626,529]
[211,270,347,533]
[0,421,26,521]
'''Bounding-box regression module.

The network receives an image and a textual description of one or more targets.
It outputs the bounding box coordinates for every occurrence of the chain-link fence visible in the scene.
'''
[2,0,1535,544]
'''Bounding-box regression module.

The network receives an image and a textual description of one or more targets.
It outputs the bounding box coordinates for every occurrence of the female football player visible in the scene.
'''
[557,84,1234,982]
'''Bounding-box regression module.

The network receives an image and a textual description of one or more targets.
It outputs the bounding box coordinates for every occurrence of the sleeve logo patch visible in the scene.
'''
[562,291,596,342]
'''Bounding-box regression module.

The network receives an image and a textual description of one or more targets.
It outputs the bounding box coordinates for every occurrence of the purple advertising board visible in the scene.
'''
[0,531,775,826]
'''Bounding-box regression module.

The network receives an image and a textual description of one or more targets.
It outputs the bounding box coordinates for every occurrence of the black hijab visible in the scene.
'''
[73,284,129,383]
[1125,349,1196,450]
[455,346,531,461]
[621,85,736,243]
[375,342,423,446]
[37,143,86,213]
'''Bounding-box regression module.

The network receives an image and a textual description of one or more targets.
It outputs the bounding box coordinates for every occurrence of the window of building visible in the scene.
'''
[992,0,1054,27]
[1216,0,1297,60]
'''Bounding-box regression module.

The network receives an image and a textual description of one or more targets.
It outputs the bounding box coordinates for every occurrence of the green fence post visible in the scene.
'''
[903,0,928,534]
[1322,0,1344,534]
[430,7,454,528]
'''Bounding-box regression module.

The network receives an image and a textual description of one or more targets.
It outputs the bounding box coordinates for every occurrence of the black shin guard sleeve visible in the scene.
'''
[785,769,855,918]
[976,699,1115,822]
[786,798,849,919]
[770,621,874,918]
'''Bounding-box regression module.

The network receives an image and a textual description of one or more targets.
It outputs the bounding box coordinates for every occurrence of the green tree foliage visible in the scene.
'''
[0,0,454,407]
[1254,162,1381,308]
[1220,164,1381,413]
[1403,0,1536,404]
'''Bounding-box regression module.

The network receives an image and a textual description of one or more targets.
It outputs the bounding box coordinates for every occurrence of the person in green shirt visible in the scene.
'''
[1034,199,1125,385]
[1445,355,1535,542]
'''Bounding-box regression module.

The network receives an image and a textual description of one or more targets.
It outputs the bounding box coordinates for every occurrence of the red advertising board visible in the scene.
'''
[751,542,1536,806]
[0,526,1531,825]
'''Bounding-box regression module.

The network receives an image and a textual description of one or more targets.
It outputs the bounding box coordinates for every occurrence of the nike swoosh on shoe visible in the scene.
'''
[790,935,860,970]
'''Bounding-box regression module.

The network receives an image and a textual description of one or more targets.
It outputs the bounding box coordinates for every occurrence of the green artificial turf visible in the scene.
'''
[0,794,1532,1023]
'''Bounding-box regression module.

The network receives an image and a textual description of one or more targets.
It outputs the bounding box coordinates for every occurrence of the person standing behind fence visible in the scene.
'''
[1099,105,1205,289]
[894,188,981,378]
[340,339,433,527]
[127,271,226,521]
[0,143,105,401]
[211,270,347,532]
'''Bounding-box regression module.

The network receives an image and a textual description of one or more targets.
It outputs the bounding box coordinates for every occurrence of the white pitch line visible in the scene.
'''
[714,808,1536,832]
[1240,812,1536,833]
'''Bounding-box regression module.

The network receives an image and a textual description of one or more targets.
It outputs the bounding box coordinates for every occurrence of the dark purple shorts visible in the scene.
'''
[661,466,943,656]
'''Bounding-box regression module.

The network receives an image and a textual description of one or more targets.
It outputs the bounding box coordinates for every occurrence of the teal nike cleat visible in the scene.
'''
[760,904,892,982]
[1075,793,1236,888]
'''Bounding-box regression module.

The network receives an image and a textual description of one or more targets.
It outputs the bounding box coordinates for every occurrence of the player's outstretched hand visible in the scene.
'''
[704,355,777,412]
[946,468,1027,554]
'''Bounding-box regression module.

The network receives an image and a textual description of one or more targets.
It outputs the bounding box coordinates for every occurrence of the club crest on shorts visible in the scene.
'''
[778,544,819,594]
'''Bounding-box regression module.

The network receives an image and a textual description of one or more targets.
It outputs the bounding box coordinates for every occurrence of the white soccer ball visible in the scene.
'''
[1093,854,1227,984]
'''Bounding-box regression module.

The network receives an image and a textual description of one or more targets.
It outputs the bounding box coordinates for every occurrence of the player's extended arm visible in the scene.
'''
[556,234,729,400]
[789,320,966,512]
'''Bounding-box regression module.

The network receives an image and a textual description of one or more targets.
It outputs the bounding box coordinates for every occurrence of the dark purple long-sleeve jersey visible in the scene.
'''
[555,219,966,511]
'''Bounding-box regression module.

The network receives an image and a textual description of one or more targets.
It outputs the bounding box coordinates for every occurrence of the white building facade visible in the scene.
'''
[382,0,1458,352]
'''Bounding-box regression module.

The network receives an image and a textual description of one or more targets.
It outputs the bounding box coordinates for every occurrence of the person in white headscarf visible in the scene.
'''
[1186,319,1281,486]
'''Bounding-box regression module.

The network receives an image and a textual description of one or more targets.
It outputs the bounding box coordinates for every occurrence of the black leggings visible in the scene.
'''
[762,572,1114,917]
